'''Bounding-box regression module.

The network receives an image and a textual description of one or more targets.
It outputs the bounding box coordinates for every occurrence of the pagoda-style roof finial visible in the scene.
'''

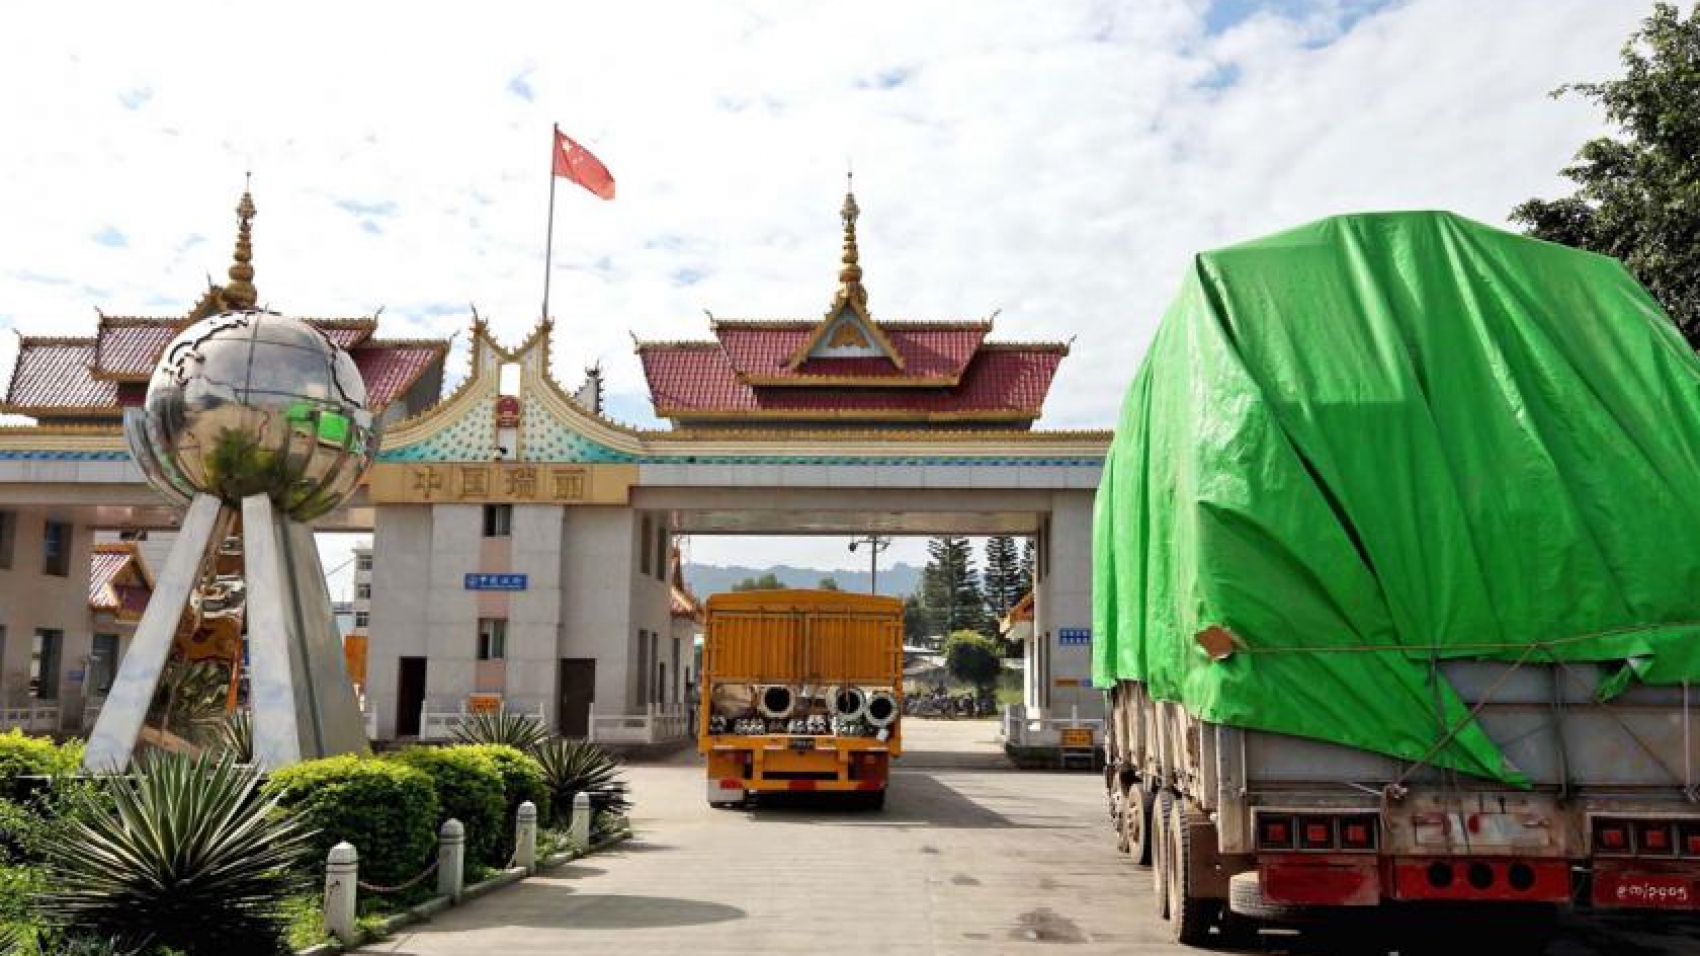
[836,170,867,310]
[221,174,258,311]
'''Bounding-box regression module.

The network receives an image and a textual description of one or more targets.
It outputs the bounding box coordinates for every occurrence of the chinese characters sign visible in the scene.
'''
[465,573,528,591]
[367,462,636,505]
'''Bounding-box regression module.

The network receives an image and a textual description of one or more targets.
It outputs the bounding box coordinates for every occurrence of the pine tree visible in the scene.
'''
[919,536,990,638]
[982,535,1024,616]
[1019,538,1036,590]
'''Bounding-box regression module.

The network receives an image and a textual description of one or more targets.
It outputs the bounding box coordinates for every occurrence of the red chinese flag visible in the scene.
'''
[552,129,616,200]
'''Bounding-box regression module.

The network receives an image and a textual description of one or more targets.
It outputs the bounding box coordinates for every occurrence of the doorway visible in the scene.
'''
[558,658,595,738]
[397,657,426,737]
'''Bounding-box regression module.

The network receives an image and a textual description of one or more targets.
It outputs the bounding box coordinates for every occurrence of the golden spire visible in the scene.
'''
[221,175,258,311]
[835,171,867,310]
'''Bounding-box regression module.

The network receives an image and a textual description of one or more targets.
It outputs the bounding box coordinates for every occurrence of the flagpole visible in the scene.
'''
[542,123,559,320]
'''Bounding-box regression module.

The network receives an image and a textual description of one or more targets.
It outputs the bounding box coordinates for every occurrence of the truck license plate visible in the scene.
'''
[1607,874,1693,908]
[789,737,815,751]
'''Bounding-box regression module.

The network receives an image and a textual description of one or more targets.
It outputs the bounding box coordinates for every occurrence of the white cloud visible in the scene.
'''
[0,0,1646,567]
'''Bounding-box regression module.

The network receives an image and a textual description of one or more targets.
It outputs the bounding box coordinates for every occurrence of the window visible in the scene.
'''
[477,618,507,660]
[483,504,512,538]
[30,630,62,700]
[42,520,70,577]
[636,629,650,703]
[355,553,373,571]
[355,611,370,628]
[356,583,372,600]
[0,511,14,570]
[90,634,119,696]
[639,517,653,576]
[656,524,669,581]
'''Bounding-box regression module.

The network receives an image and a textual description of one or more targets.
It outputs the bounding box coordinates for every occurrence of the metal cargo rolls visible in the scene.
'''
[865,690,899,728]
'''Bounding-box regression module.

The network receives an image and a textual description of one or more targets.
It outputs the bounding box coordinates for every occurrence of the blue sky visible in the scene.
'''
[0,0,1645,568]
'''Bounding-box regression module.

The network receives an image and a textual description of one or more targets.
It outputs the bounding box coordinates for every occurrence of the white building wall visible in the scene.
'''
[559,507,637,716]
[1034,490,1100,722]
[508,504,564,724]
[0,508,94,728]
[368,505,432,739]
[424,505,481,713]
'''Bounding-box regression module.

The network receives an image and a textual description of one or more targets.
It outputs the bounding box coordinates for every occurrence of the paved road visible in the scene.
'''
[362,721,1700,956]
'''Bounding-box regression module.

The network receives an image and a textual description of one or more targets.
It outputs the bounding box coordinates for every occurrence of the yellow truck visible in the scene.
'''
[698,589,903,810]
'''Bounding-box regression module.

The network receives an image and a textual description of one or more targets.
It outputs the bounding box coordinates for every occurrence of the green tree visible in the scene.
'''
[1512,3,1700,345]
[982,535,1025,617]
[944,630,1001,697]
[731,572,784,591]
[817,577,841,591]
[902,593,930,645]
[918,536,990,638]
[1020,538,1036,589]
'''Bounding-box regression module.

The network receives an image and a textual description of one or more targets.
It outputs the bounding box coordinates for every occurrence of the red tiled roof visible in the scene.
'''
[351,342,445,410]
[713,321,987,382]
[89,544,143,610]
[5,331,444,417]
[6,340,118,412]
[640,342,1064,419]
[95,323,180,379]
[92,317,376,380]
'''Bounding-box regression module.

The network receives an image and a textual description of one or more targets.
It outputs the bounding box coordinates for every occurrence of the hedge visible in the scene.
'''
[0,731,82,793]
[383,747,506,871]
[455,744,551,842]
[263,755,438,886]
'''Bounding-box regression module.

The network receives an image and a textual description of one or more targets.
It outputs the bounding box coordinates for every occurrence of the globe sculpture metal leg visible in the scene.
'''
[83,309,381,773]
[83,494,227,773]
[243,494,369,767]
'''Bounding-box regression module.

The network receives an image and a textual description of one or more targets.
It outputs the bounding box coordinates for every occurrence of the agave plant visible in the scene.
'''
[203,710,254,763]
[532,738,630,826]
[38,751,315,955]
[450,710,550,751]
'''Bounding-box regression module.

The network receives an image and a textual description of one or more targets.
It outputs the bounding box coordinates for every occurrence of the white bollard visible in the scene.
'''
[324,842,359,944]
[437,818,465,902]
[570,792,592,848]
[515,800,538,874]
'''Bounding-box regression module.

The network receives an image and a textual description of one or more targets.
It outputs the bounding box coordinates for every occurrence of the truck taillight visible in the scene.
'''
[1683,825,1700,858]
[1594,819,1631,856]
[1638,823,1676,857]
[1256,815,1294,850]
[1339,814,1379,851]
[1299,816,1336,851]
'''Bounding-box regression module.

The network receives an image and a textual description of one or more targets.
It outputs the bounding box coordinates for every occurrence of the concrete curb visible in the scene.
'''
[297,828,634,954]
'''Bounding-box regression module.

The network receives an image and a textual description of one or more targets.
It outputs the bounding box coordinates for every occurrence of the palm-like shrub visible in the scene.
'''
[532,738,630,827]
[38,752,314,955]
[450,711,549,751]
[204,710,253,763]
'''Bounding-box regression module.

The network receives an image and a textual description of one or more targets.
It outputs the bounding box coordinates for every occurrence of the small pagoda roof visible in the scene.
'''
[89,542,153,615]
[635,182,1070,426]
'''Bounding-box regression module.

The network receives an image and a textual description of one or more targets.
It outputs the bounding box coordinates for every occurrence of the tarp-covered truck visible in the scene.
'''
[1096,212,1700,946]
[698,590,902,809]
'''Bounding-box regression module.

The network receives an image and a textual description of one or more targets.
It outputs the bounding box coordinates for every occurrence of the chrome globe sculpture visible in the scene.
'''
[132,310,377,518]
[85,309,376,772]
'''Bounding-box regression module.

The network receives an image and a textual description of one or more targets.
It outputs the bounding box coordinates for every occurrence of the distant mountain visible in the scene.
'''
[684,562,922,598]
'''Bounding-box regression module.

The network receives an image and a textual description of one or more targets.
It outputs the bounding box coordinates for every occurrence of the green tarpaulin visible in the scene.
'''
[1092,211,1700,785]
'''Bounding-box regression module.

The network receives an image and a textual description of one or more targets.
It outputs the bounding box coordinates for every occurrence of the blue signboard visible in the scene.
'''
[1058,628,1091,646]
[464,573,528,591]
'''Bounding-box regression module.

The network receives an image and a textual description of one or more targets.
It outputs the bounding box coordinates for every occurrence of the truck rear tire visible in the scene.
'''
[1166,799,1217,946]
[1122,782,1153,866]
[1150,788,1173,920]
